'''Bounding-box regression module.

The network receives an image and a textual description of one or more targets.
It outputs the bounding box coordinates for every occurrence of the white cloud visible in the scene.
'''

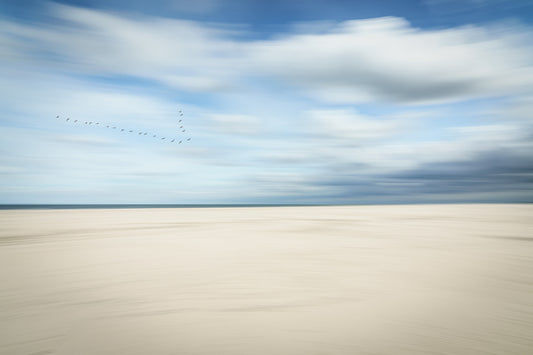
[3,6,532,104]
[0,3,243,93]
[208,114,263,135]
[2,4,533,203]
[248,17,533,104]
[306,109,409,141]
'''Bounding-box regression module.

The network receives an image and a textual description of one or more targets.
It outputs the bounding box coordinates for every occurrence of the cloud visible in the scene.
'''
[248,17,533,104]
[0,3,243,93]
[269,145,533,204]
[382,148,533,201]
[208,113,263,136]
[51,134,119,147]
[1,4,533,203]
[242,101,533,203]
[305,109,410,141]
[3,6,533,104]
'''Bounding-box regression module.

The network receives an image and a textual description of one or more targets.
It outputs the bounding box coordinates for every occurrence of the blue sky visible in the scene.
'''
[1,0,533,204]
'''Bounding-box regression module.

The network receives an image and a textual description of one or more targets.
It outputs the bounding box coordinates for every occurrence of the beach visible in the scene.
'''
[1,204,532,354]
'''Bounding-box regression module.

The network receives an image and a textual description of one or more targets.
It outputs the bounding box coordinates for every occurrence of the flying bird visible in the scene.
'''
[59,111,191,145]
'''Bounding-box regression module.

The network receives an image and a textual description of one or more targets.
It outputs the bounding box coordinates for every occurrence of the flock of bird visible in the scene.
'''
[56,109,191,144]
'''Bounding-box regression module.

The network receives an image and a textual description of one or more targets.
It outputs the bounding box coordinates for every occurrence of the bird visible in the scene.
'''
[58,114,190,145]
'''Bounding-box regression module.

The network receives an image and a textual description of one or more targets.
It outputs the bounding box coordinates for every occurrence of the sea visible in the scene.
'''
[0,204,324,210]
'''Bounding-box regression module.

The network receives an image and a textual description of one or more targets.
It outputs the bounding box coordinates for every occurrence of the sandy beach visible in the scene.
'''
[1,204,532,354]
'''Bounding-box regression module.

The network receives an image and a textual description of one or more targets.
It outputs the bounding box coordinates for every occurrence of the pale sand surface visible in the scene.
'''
[1,204,533,354]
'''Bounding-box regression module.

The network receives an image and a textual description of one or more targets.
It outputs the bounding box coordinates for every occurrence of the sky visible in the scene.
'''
[1,0,533,204]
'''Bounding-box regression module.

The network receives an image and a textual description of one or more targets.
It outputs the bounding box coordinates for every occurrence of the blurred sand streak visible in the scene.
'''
[1,204,533,354]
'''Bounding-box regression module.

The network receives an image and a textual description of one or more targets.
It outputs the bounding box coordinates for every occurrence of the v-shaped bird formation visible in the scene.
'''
[56,109,191,144]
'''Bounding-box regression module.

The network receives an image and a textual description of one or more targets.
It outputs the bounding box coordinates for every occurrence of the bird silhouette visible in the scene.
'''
[59,112,191,145]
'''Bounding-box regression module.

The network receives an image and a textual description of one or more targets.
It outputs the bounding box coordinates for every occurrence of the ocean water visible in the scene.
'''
[0,204,320,210]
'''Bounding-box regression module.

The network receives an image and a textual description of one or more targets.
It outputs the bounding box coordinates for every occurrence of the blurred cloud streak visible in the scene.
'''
[1,2,532,203]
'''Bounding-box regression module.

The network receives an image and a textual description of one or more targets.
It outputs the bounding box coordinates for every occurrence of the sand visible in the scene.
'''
[1,204,532,354]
